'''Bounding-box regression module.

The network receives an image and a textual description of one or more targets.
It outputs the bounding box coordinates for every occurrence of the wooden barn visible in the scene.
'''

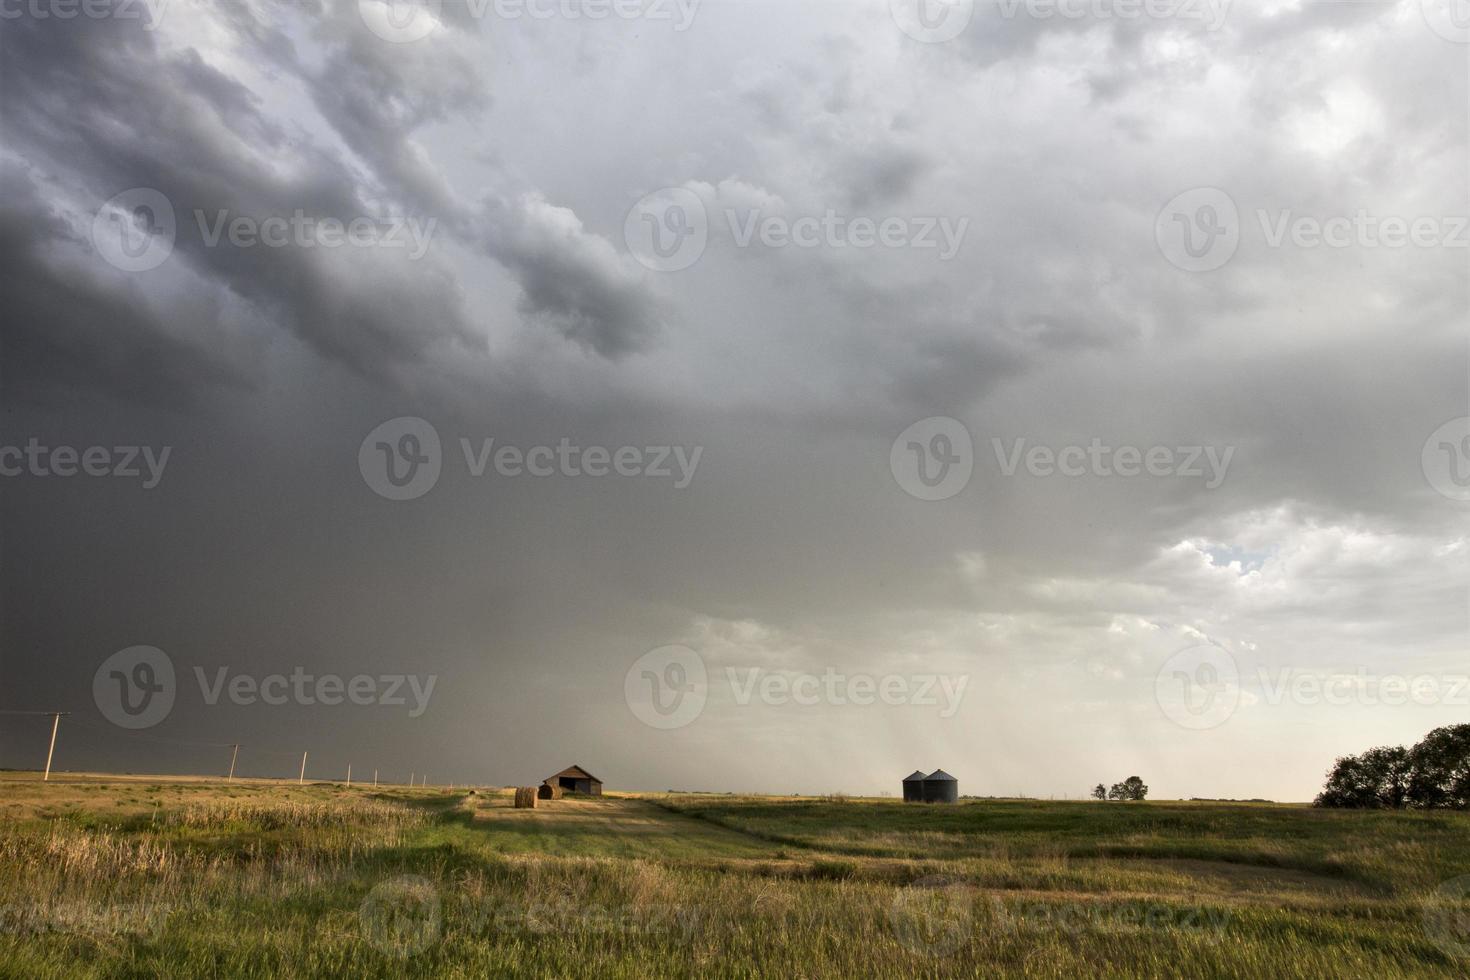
[542,764,602,797]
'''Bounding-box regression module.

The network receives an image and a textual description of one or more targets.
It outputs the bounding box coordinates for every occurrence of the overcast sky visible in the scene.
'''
[0,0,1466,800]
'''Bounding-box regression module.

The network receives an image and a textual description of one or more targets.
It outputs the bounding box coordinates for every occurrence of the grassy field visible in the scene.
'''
[0,775,1467,978]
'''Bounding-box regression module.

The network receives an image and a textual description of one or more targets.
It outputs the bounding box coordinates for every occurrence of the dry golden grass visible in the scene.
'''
[0,778,1465,978]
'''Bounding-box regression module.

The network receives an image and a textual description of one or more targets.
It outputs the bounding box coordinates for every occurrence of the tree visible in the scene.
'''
[1365,746,1412,809]
[1315,747,1411,809]
[1121,776,1148,801]
[1316,726,1470,810]
[1315,753,1381,809]
[1407,724,1470,809]
[1107,782,1128,801]
[1091,784,1107,801]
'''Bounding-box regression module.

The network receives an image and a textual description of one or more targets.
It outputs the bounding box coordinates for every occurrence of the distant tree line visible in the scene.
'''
[1315,724,1469,810]
[1091,776,1148,801]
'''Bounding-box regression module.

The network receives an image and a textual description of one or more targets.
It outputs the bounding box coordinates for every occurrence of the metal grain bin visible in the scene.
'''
[901,770,927,802]
[922,769,958,803]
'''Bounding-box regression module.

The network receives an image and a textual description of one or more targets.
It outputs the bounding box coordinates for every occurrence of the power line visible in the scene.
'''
[61,716,239,749]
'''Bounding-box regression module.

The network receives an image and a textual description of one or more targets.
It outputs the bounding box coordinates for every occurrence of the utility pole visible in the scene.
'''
[42,712,67,782]
[373,770,378,789]
[228,744,239,783]
[0,711,71,782]
[299,751,307,785]
[346,764,351,787]
[409,771,414,788]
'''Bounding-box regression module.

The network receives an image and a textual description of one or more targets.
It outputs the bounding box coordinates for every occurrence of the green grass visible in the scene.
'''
[0,777,1466,978]
[652,794,1469,892]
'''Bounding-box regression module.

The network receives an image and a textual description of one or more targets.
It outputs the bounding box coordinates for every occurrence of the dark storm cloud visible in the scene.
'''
[0,0,1463,802]
[0,1,669,401]
[0,164,253,410]
[479,193,663,358]
[0,9,483,389]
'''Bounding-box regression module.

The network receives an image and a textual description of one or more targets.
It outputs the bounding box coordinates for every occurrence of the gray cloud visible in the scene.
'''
[0,0,1463,801]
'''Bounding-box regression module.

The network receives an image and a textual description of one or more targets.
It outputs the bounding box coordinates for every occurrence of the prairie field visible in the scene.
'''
[0,774,1467,978]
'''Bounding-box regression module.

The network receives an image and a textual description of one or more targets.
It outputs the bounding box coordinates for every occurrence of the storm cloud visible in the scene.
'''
[0,0,1464,801]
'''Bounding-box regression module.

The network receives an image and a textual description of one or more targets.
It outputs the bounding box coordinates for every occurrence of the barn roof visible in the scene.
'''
[902,771,927,782]
[546,764,602,784]
[925,769,957,781]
